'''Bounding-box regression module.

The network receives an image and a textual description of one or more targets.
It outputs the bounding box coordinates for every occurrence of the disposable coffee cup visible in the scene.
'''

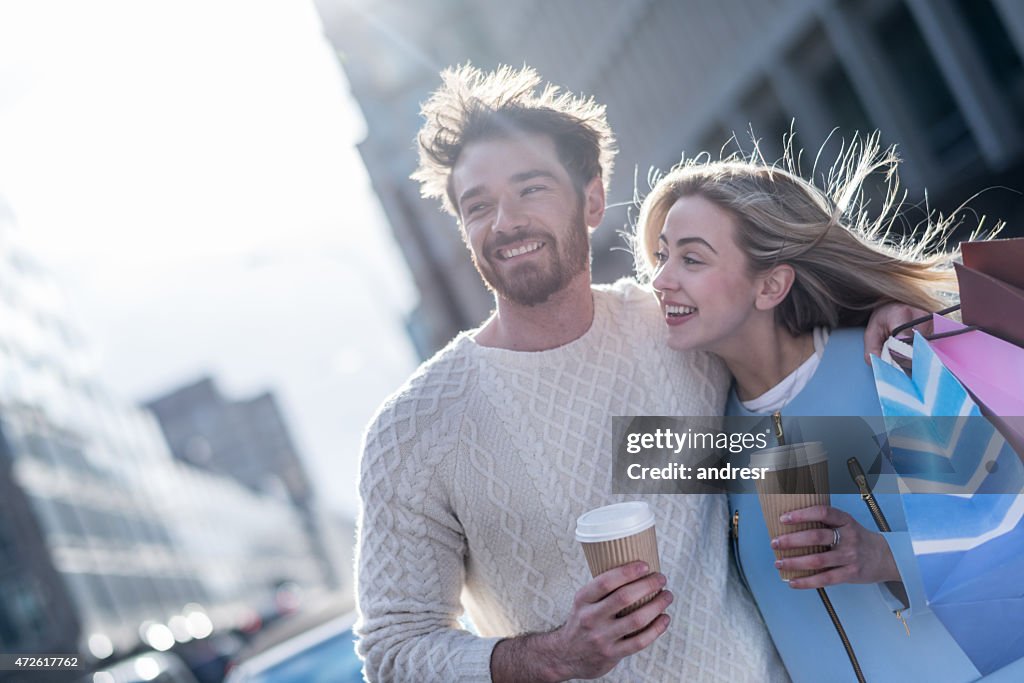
[575,501,661,615]
[751,442,830,581]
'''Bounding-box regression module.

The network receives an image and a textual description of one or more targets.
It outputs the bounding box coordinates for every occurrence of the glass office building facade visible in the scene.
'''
[0,199,327,669]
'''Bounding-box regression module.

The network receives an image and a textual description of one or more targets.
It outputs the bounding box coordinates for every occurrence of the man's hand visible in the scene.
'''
[490,561,673,682]
[863,302,928,363]
[771,505,901,590]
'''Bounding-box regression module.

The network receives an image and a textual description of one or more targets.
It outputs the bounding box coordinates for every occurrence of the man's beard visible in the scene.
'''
[474,204,590,307]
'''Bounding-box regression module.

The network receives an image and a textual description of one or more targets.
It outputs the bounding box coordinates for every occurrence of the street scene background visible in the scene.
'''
[2,0,1024,681]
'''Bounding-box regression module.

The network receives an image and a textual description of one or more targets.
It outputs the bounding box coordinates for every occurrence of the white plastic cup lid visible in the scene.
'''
[749,441,827,471]
[575,501,656,543]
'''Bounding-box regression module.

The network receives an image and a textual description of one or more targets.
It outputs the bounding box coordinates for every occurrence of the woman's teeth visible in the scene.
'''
[666,304,696,317]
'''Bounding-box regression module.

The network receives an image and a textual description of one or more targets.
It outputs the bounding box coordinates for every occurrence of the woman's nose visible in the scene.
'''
[652,264,675,292]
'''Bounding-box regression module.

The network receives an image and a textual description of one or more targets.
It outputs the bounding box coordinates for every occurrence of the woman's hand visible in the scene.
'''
[771,504,901,589]
[863,302,928,364]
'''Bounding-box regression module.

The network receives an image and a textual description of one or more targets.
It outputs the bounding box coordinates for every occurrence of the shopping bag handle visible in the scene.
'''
[928,325,980,341]
[888,304,978,340]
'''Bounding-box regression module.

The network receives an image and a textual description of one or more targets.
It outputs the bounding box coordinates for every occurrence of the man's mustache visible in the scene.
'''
[488,230,552,252]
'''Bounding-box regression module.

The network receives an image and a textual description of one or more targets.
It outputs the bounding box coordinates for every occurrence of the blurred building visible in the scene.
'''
[315,0,498,359]
[145,377,340,590]
[0,198,330,677]
[316,0,1024,358]
[144,378,314,509]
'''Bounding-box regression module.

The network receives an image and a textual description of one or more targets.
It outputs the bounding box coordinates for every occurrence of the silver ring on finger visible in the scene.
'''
[831,527,841,548]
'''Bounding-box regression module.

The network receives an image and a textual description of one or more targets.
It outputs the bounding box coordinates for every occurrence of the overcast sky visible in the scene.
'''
[0,0,420,517]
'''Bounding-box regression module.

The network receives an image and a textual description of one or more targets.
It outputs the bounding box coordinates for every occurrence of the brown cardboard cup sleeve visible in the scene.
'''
[576,502,661,615]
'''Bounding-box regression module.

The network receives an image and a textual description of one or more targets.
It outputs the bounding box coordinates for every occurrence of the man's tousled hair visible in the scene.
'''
[413,63,617,216]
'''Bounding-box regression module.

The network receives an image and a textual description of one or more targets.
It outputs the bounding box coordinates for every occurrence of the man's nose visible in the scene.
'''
[492,201,527,235]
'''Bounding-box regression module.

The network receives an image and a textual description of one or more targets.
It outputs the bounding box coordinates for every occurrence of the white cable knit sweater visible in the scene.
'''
[356,279,788,682]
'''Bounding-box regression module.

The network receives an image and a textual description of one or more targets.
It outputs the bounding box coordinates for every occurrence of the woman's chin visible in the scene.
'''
[665,332,701,352]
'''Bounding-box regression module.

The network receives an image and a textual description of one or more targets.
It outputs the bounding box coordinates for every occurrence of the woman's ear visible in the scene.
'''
[754,264,796,311]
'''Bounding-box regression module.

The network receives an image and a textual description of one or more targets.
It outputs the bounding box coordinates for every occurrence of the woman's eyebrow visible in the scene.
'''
[658,234,717,253]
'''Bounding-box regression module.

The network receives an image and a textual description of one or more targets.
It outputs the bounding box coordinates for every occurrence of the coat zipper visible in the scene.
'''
[847,457,910,636]
[730,509,752,592]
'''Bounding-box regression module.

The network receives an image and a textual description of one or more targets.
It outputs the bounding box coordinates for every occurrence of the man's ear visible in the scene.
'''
[583,176,606,230]
[754,264,796,311]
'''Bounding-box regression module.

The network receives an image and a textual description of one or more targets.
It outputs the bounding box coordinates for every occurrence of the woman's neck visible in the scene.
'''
[718,324,817,402]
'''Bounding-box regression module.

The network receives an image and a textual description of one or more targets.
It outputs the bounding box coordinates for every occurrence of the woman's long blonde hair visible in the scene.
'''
[633,134,979,335]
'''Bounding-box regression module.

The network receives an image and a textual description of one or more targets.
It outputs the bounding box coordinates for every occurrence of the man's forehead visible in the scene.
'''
[453,133,563,192]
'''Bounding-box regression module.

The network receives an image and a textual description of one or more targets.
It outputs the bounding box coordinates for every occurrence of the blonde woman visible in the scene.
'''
[633,137,1007,682]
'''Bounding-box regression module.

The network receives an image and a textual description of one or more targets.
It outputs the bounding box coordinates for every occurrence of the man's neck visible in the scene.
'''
[474,275,595,351]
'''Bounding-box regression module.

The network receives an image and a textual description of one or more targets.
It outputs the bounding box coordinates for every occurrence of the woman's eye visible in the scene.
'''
[653,250,668,265]
[683,256,703,265]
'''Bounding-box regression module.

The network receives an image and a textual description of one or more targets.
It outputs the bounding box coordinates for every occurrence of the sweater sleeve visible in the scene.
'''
[354,397,500,683]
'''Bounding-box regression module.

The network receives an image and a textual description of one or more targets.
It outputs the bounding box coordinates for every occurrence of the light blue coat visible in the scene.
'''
[725,328,1024,682]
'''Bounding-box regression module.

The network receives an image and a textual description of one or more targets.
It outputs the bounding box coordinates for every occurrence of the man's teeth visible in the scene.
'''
[666,304,697,316]
[500,241,542,259]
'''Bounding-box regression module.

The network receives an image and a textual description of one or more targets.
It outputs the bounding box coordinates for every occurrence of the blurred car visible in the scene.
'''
[173,630,247,683]
[76,651,200,683]
[224,612,362,683]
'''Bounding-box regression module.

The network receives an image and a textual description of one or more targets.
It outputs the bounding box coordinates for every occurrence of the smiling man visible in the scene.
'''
[354,64,789,683]
[456,155,591,310]
[451,132,600,350]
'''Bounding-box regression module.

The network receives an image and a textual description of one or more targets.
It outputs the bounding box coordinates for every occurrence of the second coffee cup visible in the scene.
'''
[750,441,831,581]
